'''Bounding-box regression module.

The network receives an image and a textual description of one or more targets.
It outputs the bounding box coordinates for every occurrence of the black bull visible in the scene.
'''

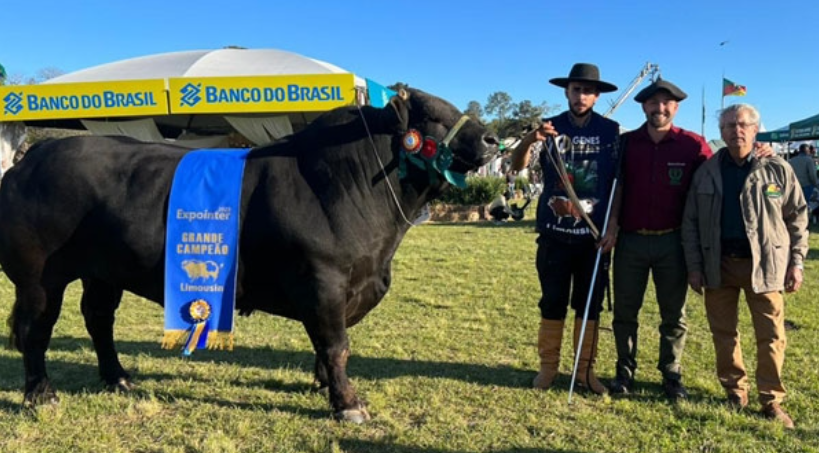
[0,89,499,423]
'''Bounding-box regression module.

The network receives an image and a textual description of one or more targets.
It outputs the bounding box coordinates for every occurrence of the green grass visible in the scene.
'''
[1,218,818,452]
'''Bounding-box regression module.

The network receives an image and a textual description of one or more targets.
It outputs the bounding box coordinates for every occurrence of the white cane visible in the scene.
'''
[568,176,618,404]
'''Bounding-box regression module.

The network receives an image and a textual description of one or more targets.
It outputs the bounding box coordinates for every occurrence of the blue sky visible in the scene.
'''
[2,0,816,141]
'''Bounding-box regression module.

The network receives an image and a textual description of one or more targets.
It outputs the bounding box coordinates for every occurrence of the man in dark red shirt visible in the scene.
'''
[606,79,712,400]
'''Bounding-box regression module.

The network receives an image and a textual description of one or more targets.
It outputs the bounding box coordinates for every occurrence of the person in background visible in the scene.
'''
[787,143,817,202]
[682,103,808,429]
[605,79,712,400]
[511,63,620,395]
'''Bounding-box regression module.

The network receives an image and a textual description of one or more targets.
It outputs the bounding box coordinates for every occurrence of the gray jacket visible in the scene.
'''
[682,148,808,292]
[788,152,818,188]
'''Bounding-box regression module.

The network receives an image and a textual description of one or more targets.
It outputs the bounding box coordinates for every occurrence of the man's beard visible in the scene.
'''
[570,104,592,117]
[648,113,671,128]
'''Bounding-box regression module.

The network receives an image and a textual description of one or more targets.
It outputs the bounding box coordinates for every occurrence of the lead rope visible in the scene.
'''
[356,104,416,227]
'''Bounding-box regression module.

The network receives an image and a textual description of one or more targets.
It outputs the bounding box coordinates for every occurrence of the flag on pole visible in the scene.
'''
[722,78,747,97]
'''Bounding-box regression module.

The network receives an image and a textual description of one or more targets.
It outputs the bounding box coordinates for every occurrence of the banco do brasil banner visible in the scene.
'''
[1,80,168,121]
[169,73,355,114]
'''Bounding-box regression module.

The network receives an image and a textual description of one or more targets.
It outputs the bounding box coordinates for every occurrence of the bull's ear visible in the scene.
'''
[384,88,410,133]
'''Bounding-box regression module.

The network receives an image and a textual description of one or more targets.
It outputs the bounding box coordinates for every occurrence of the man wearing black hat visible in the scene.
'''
[511,63,620,395]
[605,78,712,400]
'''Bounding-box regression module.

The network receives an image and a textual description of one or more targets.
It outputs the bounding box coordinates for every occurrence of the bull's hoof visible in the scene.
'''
[333,407,371,424]
[23,382,59,409]
[106,377,136,393]
[312,382,329,397]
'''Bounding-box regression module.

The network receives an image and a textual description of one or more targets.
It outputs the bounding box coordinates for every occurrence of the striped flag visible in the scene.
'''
[722,78,747,97]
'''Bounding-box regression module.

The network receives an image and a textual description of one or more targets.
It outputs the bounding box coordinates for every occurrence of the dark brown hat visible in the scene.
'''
[549,63,618,93]
[634,78,687,103]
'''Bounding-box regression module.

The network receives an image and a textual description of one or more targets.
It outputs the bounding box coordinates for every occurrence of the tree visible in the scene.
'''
[3,67,65,85]
[35,67,65,83]
[513,100,541,123]
[485,91,513,122]
[540,101,560,118]
[465,101,483,122]
[490,100,550,139]
[3,73,25,86]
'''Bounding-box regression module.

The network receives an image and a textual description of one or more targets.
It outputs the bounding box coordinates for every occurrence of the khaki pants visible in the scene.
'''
[704,257,787,404]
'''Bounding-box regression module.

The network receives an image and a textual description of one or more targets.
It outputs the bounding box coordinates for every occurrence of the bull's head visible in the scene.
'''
[386,88,499,187]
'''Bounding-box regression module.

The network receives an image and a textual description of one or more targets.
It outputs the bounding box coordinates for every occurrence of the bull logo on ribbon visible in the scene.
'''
[181,259,221,281]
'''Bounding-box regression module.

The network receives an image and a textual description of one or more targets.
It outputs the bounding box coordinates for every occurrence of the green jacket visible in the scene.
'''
[682,148,809,292]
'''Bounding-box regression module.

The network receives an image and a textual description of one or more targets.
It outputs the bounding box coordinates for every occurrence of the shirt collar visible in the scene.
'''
[719,147,756,167]
[562,110,596,129]
[633,123,683,143]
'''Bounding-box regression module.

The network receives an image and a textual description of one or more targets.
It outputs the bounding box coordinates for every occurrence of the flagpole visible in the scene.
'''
[701,85,706,139]
[721,70,725,111]
[719,40,729,112]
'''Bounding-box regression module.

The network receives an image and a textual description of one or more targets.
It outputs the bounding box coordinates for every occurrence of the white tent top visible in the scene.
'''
[45,48,365,86]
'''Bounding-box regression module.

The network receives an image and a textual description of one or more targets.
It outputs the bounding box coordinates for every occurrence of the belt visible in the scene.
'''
[723,252,752,259]
[634,228,676,236]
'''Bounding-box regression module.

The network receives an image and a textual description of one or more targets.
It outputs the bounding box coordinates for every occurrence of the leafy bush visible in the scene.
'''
[436,176,506,205]
[514,176,529,191]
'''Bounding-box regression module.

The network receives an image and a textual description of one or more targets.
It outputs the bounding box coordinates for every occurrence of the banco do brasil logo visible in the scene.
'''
[180,83,202,107]
[3,92,24,116]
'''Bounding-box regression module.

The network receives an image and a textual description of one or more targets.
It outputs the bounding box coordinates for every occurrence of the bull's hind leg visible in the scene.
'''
[305,319,370,424]
[13,282,66,408]
[81,279,134,392]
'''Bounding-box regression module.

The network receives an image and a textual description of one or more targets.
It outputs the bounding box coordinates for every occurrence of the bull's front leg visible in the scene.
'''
[304,316,370,423]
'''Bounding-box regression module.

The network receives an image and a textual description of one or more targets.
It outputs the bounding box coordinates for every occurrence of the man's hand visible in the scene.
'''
[785,265,803,293]
[754,142,775,158]
[688,271,704,295]
[598,222,618,253]
[534,121,558,141]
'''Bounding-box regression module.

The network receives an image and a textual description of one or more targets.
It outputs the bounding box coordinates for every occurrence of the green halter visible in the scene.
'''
[398,115,471,188]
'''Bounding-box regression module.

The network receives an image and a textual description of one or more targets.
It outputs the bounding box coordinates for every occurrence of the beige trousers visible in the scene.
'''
[704,257,787,404]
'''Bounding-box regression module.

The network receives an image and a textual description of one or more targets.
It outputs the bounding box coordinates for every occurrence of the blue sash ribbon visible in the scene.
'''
[163,148,250,355]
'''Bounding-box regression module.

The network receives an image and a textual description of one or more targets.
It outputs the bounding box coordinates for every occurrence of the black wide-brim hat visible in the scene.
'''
[549,63,618,93]
[634,78,687,103]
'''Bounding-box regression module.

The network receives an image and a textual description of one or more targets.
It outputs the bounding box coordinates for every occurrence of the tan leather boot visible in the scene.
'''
[573,318,607,395]
[761,402,795,429]
[533,318,564,389]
